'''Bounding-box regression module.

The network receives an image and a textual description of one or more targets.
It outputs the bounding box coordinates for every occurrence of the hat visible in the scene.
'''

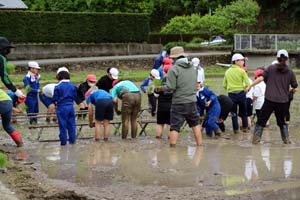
[0,37,14,50]
[150,69,160,79]
[109,67,119,79]
[191,57,200,67]
[254,69,264,78]
[231,53,248,62]
[277,49,289,58]
[86,74,97,82]
[163,57,172,65]
[57,67,69,74]
[169,46,188,58]
[163,64,172,73]
[28,61,40,69]
[17,97,26,103]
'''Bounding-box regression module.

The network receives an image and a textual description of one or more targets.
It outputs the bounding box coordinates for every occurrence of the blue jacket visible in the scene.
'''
[196,87,218,116]
[140,77,152,93]
[53,80,77,106]
[23,72,40,95]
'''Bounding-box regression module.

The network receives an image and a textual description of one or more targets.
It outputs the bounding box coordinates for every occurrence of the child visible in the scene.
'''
[217,94,233,132]
[252,69,265,122]
[52,67,77,145]
[85,87,114,141]
[140,69,160,116]
[6,90,26,123]
[39,83,57,123]
[23,61,40,124]
[192,57,205,87]
[196,84,221,137]
[75,74,97,120]
[155,66,173,139]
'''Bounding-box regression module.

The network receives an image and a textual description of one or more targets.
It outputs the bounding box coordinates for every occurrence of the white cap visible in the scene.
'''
[277,49,289,58]
[28,61,40,69]
[150,69,160,79]
[191,57,200,67]
[109,67,119,79]
[231,53,248,62]
[57,67,69,74]
[272,60,278,65]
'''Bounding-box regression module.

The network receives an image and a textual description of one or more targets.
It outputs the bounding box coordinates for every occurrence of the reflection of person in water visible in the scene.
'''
[59,146,77,181]
[187,146,202,167]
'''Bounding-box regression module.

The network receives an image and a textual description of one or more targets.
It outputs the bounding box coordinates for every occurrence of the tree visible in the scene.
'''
[214,0,260,32]
[160,15,194,34]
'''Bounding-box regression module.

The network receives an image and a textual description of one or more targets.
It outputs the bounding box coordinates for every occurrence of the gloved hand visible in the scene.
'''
[15,89,25,98]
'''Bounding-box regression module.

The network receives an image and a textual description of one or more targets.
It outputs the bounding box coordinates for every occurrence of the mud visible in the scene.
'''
[1,78,300,199]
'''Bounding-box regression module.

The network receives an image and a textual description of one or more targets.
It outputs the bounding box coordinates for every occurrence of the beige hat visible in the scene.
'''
[169,46,188,58]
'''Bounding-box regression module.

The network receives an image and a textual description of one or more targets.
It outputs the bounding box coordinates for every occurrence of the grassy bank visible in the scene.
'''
[8,66,228,87]
[0,152,7,168]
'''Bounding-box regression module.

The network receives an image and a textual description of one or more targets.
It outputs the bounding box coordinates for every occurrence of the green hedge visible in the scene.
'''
[0,11,150,43]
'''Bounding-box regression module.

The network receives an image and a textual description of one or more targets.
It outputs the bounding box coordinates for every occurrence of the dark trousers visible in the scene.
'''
[257,99,288,128]
[228,91,248,130]
[148,93,157,114]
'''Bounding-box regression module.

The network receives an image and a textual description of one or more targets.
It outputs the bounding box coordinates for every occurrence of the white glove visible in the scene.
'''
[15,89,25,98]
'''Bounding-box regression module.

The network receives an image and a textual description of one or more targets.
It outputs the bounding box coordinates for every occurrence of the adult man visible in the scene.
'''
[157,46,202,147]
[96,67,118,92]
[111,80,141,139]
[223,53,250,134]
[0,37,25,147]
[246,49,298,144]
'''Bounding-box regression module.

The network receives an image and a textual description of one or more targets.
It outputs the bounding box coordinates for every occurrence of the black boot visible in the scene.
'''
[280,125,291,144]
[252,125,263,144]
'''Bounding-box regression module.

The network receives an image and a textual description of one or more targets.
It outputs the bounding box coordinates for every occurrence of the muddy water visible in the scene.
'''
[13,77,300,198]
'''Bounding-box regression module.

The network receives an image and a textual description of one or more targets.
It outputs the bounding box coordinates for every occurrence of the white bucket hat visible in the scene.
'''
[109,67,119,79]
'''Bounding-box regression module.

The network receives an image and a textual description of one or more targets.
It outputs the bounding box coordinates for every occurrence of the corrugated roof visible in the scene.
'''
[0,0,28,9]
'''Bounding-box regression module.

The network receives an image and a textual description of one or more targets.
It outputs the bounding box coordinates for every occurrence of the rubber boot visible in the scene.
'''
[10,130,23,147]
[252,125,263,144]
[280,125,291,144]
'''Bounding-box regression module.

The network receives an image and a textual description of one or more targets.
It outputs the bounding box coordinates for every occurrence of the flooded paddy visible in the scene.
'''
[2,77,300,199]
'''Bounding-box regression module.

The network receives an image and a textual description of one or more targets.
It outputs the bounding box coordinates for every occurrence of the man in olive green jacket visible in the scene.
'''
[157,46,202,147]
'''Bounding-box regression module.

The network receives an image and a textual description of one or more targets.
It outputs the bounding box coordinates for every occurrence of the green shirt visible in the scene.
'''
[223,65,250,93]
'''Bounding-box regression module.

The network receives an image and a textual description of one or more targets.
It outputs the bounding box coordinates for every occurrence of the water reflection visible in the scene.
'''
[28,140,300,188]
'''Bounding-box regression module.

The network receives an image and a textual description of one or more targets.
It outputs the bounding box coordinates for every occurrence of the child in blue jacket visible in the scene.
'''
[140,69,160,116]
[23,61,40,124]
[52,67,77,145]
[196,85,221,137]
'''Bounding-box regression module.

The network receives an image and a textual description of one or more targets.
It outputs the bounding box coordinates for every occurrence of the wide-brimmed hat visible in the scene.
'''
[169,46,188,58]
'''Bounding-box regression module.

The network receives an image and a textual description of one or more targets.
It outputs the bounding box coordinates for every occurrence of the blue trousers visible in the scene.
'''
[228,91,248,131]
[25,94,39,124]
[204,102,221,136]
[56,105,76,145]
[0,100,15,134]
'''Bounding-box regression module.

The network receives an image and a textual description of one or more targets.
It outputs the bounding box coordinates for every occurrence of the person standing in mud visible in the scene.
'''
[111,80,141,139]
[156,46,202,147]
[0,37,25,147]
[246,49,298,144]
[223,53,250,134]
[53,67,77,145]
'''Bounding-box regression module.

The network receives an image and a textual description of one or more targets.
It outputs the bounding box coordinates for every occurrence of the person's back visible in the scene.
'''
[167,59,197,104]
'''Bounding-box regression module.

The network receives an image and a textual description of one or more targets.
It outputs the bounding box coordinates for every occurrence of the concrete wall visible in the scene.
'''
[8,43,163,60]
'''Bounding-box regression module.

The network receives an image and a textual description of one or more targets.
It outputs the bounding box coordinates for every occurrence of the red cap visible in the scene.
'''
[163,64,172,73]
[86,74,97,82]
[254,69,264,78]
[163,57,172,65]
[17,97,26,103]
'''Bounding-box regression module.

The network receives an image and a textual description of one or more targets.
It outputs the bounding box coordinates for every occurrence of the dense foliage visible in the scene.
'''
[0,11,150,43]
